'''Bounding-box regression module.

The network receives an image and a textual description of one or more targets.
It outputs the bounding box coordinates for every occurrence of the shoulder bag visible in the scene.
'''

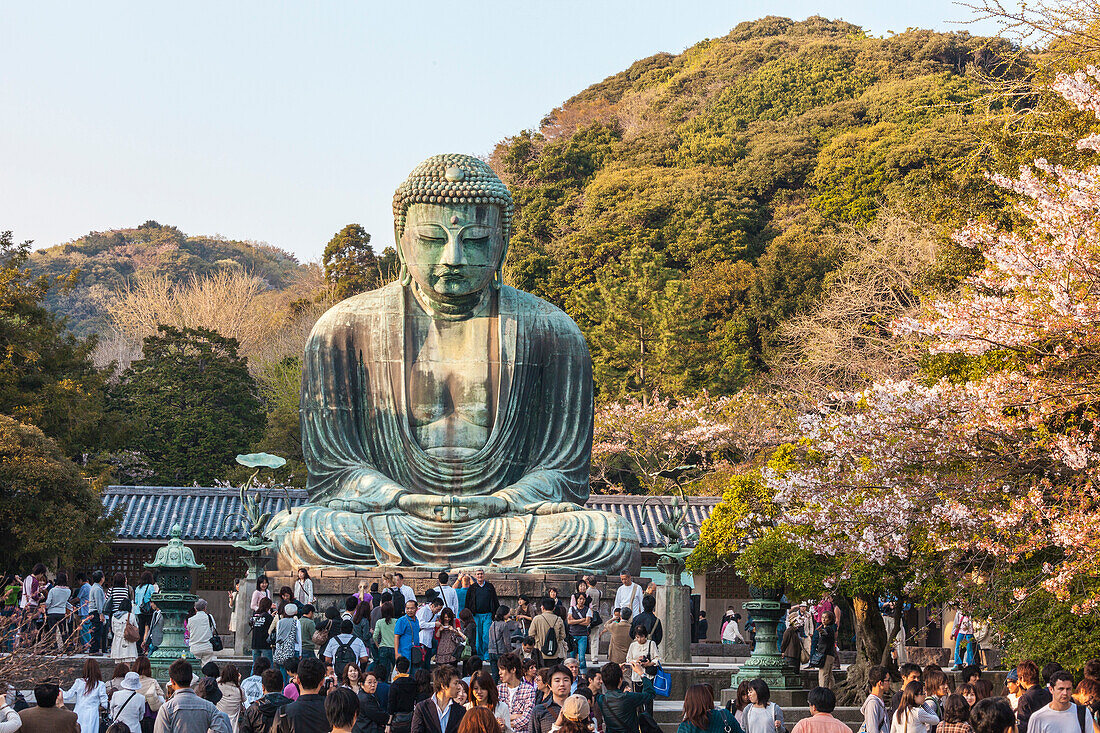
[123,614,141,643]
[206,612,223,651]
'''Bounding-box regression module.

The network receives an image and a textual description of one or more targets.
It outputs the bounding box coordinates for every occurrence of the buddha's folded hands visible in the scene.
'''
[396,493,509,521]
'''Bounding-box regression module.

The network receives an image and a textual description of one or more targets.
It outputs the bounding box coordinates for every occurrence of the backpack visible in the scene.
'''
[136,585,154,615]
[333,635,357,676]
[540,620,558,657]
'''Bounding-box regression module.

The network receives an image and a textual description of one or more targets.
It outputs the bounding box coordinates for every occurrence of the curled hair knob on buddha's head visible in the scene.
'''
[392,153,514,240]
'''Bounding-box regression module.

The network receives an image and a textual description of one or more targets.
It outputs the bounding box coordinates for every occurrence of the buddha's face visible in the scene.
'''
[399,202,504,298]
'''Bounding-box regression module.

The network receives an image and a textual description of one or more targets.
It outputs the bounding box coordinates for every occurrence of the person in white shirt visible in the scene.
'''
[187,598,218,665]
[323,619,371,669]
[240,656,269,706]
[613,572,644,617]
[109,672,147,733]
[434,572,461,616]
[1029,671,1094,733]
[393,573,417,606]
[293,568,315,607]
[418,597,445,651]
[890,680,939,733]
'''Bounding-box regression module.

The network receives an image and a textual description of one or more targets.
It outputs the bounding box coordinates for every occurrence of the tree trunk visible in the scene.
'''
[879,602,904,675]
[838,593,888,705]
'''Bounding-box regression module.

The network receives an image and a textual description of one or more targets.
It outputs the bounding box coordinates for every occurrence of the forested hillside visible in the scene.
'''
[493,16,1019,400]
[27,221,308,336]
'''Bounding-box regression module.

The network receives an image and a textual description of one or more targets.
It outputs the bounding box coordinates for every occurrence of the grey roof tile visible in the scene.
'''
[104,486,717,550]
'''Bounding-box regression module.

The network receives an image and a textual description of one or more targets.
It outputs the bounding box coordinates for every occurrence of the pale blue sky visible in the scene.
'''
[1,2,997,262]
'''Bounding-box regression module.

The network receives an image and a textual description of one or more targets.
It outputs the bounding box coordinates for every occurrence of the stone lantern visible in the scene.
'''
[731,586,802,691]
[145,523,205,679]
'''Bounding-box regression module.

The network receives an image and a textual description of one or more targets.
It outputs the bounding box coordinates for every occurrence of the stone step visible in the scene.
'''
[651,705,865,733]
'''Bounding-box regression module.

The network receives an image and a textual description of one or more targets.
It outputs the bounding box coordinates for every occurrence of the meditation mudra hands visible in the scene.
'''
[323,492,583,522]
[396,494,584,521]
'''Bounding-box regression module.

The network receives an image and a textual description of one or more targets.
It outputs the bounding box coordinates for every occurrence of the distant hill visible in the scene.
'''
[28,221,309,336]
[493,16,1018,400]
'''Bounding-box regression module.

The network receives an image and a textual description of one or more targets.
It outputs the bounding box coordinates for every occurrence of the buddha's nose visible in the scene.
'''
[441,234,466,267]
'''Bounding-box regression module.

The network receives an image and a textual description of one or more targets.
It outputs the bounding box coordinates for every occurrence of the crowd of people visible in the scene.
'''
[2,567,163,661]
[7,564,1100,733]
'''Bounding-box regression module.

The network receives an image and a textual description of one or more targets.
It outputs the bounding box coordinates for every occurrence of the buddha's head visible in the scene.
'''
[393,154,514,300]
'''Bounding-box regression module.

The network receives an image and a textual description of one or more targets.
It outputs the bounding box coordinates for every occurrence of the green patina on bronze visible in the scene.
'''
[146,525,205,676]
[268,154,640,572]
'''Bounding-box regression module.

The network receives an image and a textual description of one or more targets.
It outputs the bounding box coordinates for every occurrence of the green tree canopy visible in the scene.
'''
[492,17,1020,400]
[113,326,265,485]
[0,231,110,457]
[0,415,117,568]
[322,223,398,299]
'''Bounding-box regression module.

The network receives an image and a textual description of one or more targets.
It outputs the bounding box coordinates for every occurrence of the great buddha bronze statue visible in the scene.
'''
[268,154,640,572]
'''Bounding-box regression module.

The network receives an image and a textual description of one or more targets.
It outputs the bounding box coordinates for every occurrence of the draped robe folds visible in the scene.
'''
[268,282,640,572]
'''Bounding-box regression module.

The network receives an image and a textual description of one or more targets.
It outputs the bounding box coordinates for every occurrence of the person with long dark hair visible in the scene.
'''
[353,601,373,647]
[891,681,940,733]
[435,608,469,667]
[679,683,744,733]
[64,657,108,733]
[742,680,784,733]
[469,671,509,732]
[251,576,272,612]
[373,601,397,680]
[937,695,973,733]
[134,571,158,645]
[105,573,132,617]
[217,663,245,731]
[816,611,838,689]
[294,569,314,607]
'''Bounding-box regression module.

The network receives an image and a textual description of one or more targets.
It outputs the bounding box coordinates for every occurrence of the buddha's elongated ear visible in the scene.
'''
[494,235,510,290]
[394,225,412,286]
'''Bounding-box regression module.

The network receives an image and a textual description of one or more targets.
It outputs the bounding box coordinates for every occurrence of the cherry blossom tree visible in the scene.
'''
[891,66,1100,614]
[591,391,794,493]
[697,66,1100,681]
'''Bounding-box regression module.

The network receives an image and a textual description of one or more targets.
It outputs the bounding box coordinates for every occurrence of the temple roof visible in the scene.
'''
[103,486,718,551]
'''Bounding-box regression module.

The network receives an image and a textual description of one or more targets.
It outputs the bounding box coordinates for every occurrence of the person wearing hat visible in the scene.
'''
[274,603,304,681]
[553,694,592,733]
[188,598,219,665]
[109,671,146,733]
[1004,669,1020,711]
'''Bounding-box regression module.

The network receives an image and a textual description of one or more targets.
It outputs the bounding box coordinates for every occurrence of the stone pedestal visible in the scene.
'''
[730,586,800,689]
[656,583,691,664]
[233,552,271,656]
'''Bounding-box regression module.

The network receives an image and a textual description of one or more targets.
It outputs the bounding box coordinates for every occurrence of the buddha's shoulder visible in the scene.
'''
[507,287,585,341]
[314,283,403,326]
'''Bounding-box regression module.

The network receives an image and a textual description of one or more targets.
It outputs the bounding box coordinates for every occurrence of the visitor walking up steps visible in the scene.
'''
[465,569,499,660]
[613,573,644,617]
[529,598,566,666]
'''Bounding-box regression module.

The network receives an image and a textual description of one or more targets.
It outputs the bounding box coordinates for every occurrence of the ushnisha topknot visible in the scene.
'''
[393,153,514,238]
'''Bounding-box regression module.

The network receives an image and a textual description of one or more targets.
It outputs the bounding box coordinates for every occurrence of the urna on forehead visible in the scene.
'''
[392,153,514,236]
